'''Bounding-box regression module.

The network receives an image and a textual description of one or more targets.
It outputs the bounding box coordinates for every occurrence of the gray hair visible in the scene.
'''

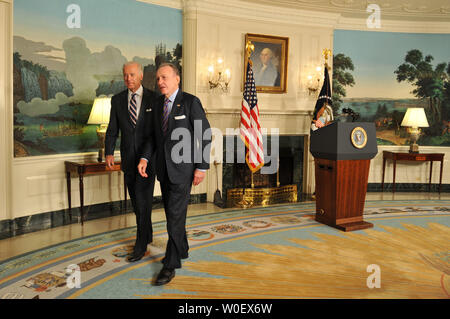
[123,61,143,75]
[157,62,180,76]
[260,47,274,58]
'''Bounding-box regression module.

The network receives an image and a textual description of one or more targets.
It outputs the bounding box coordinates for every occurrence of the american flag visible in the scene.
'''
[240,62,264,173]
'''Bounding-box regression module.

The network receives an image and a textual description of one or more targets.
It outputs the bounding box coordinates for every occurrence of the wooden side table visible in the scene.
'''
[65,161,127,225]
[381,151,444,193]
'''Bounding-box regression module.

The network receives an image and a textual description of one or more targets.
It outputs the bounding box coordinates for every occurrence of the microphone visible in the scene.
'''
[342,108,360,122]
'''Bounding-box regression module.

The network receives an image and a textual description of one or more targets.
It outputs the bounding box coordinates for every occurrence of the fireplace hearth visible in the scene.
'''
[222,135,305,208]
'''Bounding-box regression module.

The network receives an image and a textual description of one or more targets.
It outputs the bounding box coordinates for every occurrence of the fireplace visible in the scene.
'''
[222,135,305,208]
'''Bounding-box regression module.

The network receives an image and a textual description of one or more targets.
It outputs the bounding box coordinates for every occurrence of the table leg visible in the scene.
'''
[79,173,84,226]
[381,157,386,192]
[124,174,127,211]
[117,171,122,211]
[66,172,72,222]
[429,161,433,192]
[393,160,397,193]
[439,160,443,193]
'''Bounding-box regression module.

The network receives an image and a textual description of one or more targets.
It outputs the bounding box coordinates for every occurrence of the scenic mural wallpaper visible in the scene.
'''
[13,0,182,157]
[333,30,450,146]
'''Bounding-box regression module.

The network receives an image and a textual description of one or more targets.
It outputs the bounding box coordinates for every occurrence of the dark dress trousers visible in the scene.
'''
[105,87,158,254]
[144,90,211,269]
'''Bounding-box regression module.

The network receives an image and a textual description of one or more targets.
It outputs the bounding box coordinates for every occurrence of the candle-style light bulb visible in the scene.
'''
[208,65,214,81]
[224,68,231,82]
[217,58,224,72]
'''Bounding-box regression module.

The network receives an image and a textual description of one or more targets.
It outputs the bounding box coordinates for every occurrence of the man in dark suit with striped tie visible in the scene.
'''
[138,63,211,285]
[105,61,158,262]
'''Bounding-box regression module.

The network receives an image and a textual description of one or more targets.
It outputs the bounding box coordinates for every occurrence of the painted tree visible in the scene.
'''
[331,53,355,114]
[443,63,450,125]
[394,49,448,135]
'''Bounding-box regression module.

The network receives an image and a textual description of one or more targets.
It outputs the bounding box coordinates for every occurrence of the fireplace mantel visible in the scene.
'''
[205,108,313,136]
[205,108,312,117]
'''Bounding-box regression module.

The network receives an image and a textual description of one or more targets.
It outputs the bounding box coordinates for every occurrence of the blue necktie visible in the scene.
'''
[129,93,137,126]
[162,97,170,134]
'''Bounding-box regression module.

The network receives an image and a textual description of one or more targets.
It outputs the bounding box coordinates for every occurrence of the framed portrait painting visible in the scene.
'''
[244,33,289,94]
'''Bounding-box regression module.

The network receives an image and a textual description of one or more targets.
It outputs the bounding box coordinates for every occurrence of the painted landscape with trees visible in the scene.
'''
[13,0,182,157]
[333,30,450,147]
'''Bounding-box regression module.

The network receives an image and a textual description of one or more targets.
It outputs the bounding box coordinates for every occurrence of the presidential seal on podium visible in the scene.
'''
[351,126,367,149]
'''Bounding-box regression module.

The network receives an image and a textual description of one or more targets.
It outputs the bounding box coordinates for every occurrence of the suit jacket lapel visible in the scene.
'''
[137,89,150,126]
[167,90,183,133]
[121,90,135,129]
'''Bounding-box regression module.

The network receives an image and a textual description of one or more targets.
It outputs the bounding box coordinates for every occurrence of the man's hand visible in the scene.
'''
[193,169,206,186]
[138,159,148,178]
[106,155,115,169]
[314,118,325,128]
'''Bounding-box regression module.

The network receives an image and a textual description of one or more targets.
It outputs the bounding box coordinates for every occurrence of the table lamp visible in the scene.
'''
[87,97,111,162]
[401,107,429,154]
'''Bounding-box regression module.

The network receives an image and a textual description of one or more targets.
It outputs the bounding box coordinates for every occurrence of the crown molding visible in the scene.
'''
[183,0,340,29]
[239,0,450,22]
[136,0,183,9]
[138,0,450,33]
[336,16,450,34]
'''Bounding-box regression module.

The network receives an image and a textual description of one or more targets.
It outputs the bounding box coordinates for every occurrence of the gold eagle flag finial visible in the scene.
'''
[246,40,255,67]
[323,48,332,69]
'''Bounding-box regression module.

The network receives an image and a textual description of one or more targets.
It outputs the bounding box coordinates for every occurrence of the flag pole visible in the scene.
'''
[276,156,280,187]
[246,40,255,67]
[238,40,263,206]
[247,39,255,192]
[251,171,254,188]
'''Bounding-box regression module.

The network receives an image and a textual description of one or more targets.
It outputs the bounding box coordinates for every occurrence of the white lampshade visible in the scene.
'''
[87,97,111,125]
[401,108,429,128]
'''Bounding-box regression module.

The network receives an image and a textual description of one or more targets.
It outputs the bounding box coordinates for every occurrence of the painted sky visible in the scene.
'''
[334,30,450,99]
[13,0,182,68]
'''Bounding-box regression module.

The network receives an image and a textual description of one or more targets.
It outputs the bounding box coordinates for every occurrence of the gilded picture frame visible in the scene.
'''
[244,33,289,94]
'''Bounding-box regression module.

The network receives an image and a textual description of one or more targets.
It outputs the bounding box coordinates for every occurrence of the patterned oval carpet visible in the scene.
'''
[0,200,449,299]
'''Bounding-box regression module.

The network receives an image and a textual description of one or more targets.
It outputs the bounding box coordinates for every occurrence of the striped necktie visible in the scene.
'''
[129,93,137,126]
[162,97,170,134]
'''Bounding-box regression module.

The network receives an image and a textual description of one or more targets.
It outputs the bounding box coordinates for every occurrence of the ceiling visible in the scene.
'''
[240,0,450,22]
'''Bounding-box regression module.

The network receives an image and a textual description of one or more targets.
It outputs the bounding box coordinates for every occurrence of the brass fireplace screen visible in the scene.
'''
[227,185,297,208]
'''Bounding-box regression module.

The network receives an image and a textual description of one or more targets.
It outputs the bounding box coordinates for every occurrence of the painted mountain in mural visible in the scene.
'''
[13,0,182,157]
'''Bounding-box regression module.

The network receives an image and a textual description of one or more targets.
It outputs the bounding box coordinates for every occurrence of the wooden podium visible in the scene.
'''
[310,122,378,232]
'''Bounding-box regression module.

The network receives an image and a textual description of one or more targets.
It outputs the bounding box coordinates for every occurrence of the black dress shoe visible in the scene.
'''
[154,267,175,286]
[127,252,145,262]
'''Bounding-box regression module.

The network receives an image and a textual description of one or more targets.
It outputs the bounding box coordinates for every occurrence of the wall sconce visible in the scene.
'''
[208,58,231,92]
[87,97,111,162]
[306,66,322,95]
[401,107,429,153]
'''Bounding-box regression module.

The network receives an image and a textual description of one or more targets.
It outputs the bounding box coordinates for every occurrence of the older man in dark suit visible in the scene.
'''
[138,63,211,285]
[105,61,158,262]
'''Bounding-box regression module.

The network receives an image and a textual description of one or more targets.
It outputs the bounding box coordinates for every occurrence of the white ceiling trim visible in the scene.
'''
[136,0,183,10]
[137,0,450,32]
[187,0,341,29]
[336,16,450,33]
